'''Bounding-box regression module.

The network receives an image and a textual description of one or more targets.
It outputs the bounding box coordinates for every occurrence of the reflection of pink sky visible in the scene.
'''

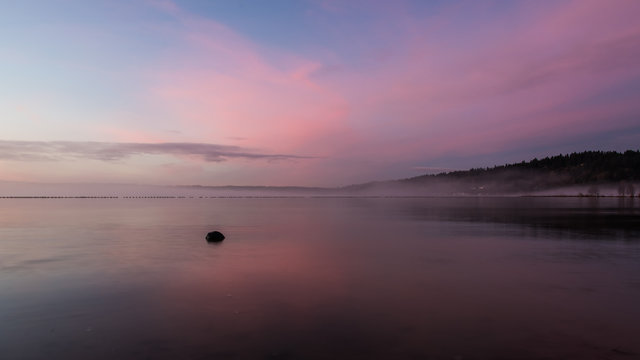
[153,222,352,311]
[4,197,640,357]
[2,0,640,186]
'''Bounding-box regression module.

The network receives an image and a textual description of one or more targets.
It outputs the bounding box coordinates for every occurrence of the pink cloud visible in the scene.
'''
[309,0,640,166]
[142,5,355,164]
[135,0,639,184]
[9,0,635,186]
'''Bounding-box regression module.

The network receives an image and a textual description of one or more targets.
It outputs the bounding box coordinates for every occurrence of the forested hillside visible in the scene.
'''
[343,151,640,195]
[401,150,640,195]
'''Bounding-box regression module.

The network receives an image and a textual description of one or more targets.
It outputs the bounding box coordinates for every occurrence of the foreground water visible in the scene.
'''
[1,197,639,360]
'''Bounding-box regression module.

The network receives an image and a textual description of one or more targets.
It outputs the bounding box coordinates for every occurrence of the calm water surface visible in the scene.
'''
[1,197,640,359]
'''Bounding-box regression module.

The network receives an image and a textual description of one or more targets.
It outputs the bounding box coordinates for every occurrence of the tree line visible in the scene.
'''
[402,150,640,194]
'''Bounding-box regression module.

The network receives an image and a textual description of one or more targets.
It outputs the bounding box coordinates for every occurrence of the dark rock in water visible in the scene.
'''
[206,231,225,242]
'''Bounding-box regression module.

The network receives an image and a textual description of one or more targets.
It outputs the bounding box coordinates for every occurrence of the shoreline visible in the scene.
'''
[1,195,639,199]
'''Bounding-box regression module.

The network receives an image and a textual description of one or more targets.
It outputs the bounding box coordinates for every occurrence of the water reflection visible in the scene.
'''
[377,197,640,240]
[1,198,639,359]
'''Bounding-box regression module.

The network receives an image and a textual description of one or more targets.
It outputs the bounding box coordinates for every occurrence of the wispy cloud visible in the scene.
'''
[0,140,309,162]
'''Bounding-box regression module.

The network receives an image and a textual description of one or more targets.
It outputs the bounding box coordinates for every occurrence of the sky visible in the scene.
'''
[1,0,639,187]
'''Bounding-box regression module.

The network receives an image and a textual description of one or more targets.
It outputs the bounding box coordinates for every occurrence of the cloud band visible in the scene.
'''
[0,140,309,162]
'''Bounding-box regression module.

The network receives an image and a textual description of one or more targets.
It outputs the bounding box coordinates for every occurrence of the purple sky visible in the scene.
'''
[1,0,639,186]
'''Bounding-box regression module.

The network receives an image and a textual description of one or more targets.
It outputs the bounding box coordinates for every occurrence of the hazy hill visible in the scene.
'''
[345,150,640,196]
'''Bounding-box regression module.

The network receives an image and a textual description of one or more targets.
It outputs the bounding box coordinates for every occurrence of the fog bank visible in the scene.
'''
[1,179,637,198]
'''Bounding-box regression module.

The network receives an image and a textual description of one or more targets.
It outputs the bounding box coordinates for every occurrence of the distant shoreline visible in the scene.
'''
[1,195,638,199]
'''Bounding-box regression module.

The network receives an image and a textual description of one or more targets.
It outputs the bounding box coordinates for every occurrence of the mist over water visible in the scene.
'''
[1,197,640,359]
[2,180,635,198]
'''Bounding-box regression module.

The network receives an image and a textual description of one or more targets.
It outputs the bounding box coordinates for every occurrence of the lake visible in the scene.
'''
[1,197,640,359]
